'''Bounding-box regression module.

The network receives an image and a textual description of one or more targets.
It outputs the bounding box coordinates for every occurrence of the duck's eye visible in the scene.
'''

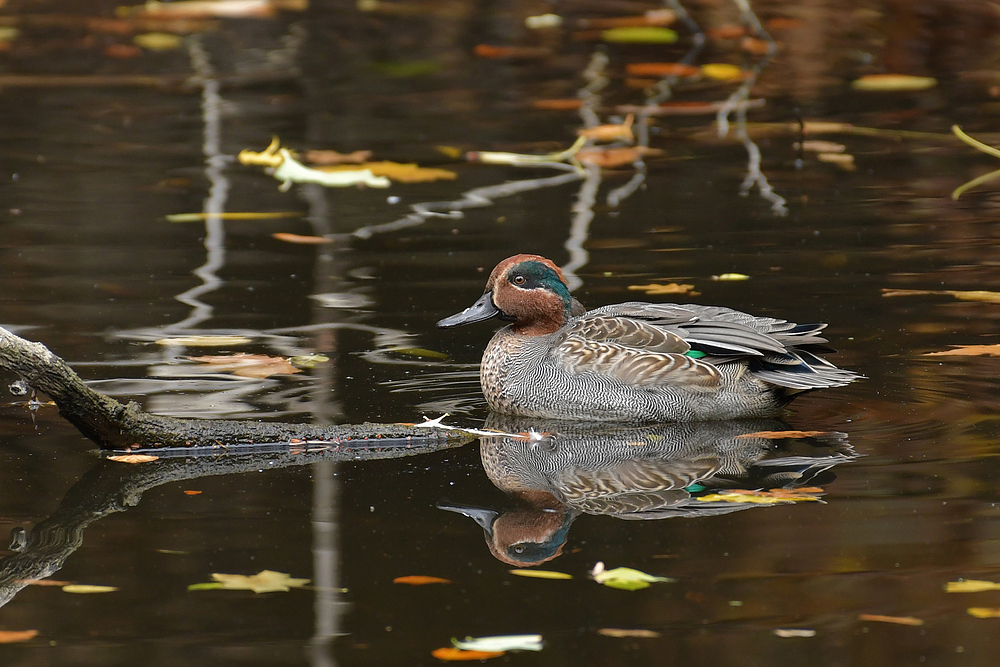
[513,545,525,554]
[512,275,526,286]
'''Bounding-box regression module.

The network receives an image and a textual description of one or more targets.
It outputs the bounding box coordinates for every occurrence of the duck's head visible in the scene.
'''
[437,254,581,335]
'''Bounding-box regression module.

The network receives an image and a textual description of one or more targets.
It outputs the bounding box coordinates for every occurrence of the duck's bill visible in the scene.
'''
[437,292,502,328]
[437,502,498,534]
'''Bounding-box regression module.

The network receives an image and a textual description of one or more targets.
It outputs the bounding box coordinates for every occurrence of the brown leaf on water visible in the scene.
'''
[740,36,774,55]
[627,282,698,296]
[393,575,451,585]
[968,607,1000,618]
[431,647,505,661]
[187,353,302,378]
[598,628,661,638]
[0,630,37,644]
[304,149,373,165]
[578,114,634,143]
[183,490,202,496]
[106,454,159,464]
[736,430,830,439]
[924,345,1000,357]
[272,232,332,244]
[625,62,700,78]
[707,25,747,39]
[319,161,457,183]
[473,44,551,59]
[882,288,1000,303]
[577,146,664,168]
[767,17,803,30]
[104,44,141,58]
[531,98,583,110]
[858,614,924,626]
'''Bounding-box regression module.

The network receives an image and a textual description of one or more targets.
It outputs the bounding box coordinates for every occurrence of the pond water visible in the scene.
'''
[2,0,1000,664]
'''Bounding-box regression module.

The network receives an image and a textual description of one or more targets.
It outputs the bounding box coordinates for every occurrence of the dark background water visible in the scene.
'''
[3,0,1000,664]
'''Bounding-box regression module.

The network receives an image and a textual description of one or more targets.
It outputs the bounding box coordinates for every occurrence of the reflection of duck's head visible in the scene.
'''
[439,499,575,567]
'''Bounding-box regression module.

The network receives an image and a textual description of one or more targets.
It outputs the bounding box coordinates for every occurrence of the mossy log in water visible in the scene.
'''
[0,325,472,450]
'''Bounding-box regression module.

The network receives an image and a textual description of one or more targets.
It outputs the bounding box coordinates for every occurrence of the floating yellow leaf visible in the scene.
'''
[697,489,822,504]
[601,26,678,44]
[525,13,562,29]
[713,273,750,281]
[452,635,542,652]
[627,283,697,296]
[882,288,1000,303]
[272,232,332,244]
[211,570,309,593]
[239,136,285,167]
[590,562,674,591]
[858,614,924,626]
[968,607,1000,618]
[598,628,661,638]
[290,354,329,368]
[188,353,302,378]
[319,161,456,183]
[154,335,253,346]
[431,647,504,661]
[435,145,464,159]
[393,575,451,585]
[274,150,390,190]
[852,74,937,91]
[133,32,182,50]
[774,628,816,638]
[509,569,573,580]
[62,584,119,594]
[946,579,1000,593]
[0,27,20,42]
[0,630,37,644]
[700,63,744,81]
[924,345,1000,357]
[106,454,159,464]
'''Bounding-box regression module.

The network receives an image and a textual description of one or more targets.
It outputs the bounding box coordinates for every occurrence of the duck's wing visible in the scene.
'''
[551,314,721,388]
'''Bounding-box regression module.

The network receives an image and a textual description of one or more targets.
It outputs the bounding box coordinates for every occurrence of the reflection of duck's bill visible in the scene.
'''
[436,292,503,328]
[438,502,498,535]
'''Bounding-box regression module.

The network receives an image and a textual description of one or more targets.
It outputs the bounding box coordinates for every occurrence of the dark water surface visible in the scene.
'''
[3,0,1000,664]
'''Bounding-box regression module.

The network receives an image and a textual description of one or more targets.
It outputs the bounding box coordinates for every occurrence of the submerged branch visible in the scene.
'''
[0,325,472,450]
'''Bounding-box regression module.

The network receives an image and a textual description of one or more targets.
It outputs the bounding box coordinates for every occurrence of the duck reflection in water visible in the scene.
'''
[440,415,856,566]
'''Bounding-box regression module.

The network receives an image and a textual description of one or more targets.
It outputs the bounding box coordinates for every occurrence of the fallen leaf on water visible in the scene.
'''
[166,211,300,222]
[154,335,253,346]
[740,36,774,55]
[598,628,661,638]
[858,614,924,626]
[272,232,332,244]
[431,647,504,661]
[767,17,803,30]
[590,562,674,591]
[799,140,846,153]
[816,152,856,170]
[318,161,456,183]
[701,63,744,81]
[62,584,118,594]
[133,32,182,50]
[774,628,816,638]
[531,98,583,110]
[625,62,700,78]
[304,149,373,165]
[852,74,937,92]
[601,26,678,44]
[712,273,750,281]
[290,354,329,368]
[0,27,20,42]
[187,353,302,378]
[106,454,159,464]
[469,136,586,167]
[577,146,664,168]
[697,489,822,504]
[388,347,449,360]
[435,145,464,159]
[924,345,1000,357]
[0,630,37,644]
[211,570,310,593]
[453,635,542,652]
[882,288,1000,303]
[105,44,141,58]
[578,114,634,143]
[473,44,552,59]
[183,490,202,496]
[239,136,285,167]
[393,575,451,585]
[627,282,697,296]
[968,607,1000,618]
[524,13,562,29]
[736,430,830,439]
[707,25,747,39]
[946,579,1000,593]
[509,569,572,580]
[274,150,389,190]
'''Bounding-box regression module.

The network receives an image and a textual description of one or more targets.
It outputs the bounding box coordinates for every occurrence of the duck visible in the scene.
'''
[437,254,861,422]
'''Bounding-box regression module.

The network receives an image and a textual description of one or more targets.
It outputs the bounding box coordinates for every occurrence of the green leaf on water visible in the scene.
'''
[601,27,678,44]
[188,582,224,591]
[290,354,330,368]
[591,562,674,591]
[509,569,573,580]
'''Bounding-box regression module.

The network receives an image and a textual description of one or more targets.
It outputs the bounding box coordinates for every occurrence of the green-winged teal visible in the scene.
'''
[437,254,861,422]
